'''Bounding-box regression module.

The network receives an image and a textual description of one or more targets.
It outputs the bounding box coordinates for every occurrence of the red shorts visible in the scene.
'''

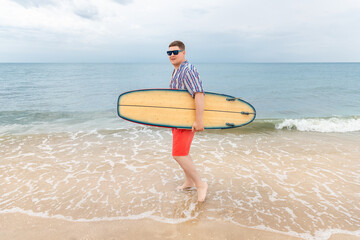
[172,128,195,156]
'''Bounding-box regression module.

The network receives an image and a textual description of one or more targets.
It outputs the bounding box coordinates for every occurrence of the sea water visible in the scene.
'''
[1,63,359,130]
[1,63,360,239]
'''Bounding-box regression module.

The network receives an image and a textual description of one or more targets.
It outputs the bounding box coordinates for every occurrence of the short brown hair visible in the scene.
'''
[169,40,185,50]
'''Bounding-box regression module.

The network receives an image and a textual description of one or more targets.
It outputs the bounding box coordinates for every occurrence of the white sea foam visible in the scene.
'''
[224,216,360,240]
[276,117,360,132]
[1,124,360,240]
[314,229,360,240]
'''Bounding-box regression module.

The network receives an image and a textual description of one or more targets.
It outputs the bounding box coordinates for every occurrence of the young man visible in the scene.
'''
[167,40,208,202]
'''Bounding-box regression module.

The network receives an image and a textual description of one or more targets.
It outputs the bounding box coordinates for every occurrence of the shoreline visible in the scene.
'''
[1,213,359,240]
[0,212,301,240]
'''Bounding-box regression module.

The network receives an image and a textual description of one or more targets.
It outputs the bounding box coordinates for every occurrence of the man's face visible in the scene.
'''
[168,46,185,66]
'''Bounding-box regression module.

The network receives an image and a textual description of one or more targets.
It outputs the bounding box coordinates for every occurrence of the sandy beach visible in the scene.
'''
[2,212,359,240]
[1,126,360,240]
[2,212,360,240]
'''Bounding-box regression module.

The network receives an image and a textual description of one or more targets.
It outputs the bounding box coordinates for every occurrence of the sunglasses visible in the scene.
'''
[167,49,184,56]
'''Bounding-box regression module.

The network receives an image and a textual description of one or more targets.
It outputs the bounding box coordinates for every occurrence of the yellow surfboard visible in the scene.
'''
[117,89,256,129]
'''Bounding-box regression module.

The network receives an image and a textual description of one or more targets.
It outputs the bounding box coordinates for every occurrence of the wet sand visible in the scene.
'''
[1,127,360,239]
[0,213,302,240]
[2,213,359,240]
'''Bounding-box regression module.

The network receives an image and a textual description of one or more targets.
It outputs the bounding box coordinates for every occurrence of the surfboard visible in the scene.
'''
[117,89,256,129]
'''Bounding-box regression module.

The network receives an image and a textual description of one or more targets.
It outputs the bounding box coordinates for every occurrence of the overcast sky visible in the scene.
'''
[0,0,359,63]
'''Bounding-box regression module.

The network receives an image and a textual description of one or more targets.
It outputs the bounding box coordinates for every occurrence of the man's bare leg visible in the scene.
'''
[177,171,195,190]
[173,155,208,202]
[176,156,195,190]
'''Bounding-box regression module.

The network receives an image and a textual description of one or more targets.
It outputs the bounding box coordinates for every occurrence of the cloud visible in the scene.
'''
[112,0,132,5]
[11,0,57,8]
[183,8,208,18]
[0,0,360,62]
[73,3,99,20]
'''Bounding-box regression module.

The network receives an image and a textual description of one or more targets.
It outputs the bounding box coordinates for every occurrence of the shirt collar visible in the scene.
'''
[173,60,188,75]
[181,60,188,67]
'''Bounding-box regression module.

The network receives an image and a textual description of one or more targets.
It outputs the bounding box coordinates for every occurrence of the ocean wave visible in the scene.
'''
[0,110,122,135]
[217,116,360,134]
[274,116,360,133]
[1,110,360,135]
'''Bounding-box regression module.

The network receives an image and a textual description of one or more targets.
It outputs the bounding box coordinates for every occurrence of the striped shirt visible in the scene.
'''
[169,60,204,97]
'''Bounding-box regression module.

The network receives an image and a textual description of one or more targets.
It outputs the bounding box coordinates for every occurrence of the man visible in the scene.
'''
[167,40,208,202]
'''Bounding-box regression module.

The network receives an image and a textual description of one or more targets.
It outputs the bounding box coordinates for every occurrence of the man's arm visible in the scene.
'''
[192,92,205,132]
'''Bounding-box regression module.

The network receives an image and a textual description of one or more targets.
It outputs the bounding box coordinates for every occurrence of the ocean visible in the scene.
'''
[1,63,359,239]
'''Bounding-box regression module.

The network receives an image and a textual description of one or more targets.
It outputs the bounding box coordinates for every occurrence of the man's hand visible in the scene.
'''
[192,120,204,132]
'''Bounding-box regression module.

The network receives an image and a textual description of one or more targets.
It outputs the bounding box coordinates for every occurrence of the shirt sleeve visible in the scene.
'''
[183,67,204,98]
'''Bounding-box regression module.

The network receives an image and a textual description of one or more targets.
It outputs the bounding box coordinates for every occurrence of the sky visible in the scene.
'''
[0,0,360,63]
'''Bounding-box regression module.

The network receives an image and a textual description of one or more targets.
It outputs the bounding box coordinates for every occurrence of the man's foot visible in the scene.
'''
[197,182,208,202]
[177,182,195,190]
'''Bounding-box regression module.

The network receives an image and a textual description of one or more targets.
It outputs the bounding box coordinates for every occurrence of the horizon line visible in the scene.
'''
[1,61,360,64]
